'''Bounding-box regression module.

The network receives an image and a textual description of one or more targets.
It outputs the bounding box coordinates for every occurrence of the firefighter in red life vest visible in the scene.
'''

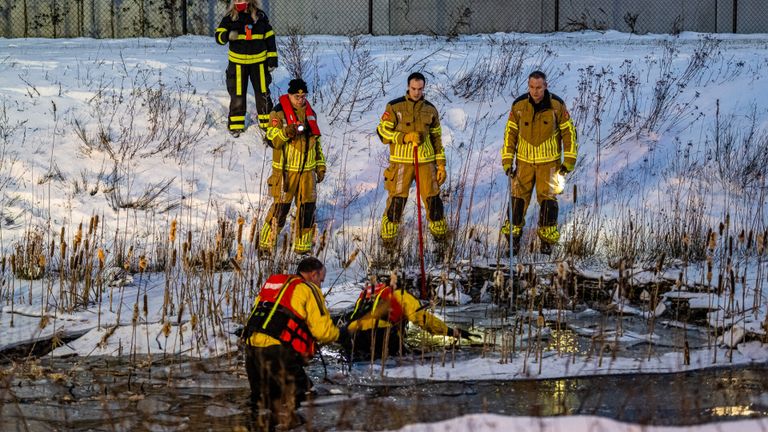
[260,78,326,255]
[241,257,347,429]
[215,0,277,137]
[341,282,475,361]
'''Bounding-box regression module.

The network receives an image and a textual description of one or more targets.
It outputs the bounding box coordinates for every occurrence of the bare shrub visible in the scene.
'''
[563,8,609,32]
[451,35,538,102]
[708,103,768,194]
[106,177,178,212]
[322,35,381,124]
[281,28,314,80]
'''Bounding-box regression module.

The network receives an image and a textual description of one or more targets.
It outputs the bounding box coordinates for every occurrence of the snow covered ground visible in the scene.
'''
[1,30,768,430]
[386,414,768,432]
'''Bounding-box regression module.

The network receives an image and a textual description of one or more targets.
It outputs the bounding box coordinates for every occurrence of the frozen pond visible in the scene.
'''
[2,352,767,431]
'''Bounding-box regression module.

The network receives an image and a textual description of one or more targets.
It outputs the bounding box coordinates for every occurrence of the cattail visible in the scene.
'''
[139,255,148,273]
[249,219,258,244]
[38,255,46,268]
[170,219,177,243]
[190,314,198,329]
[316,226,328,255]
[162,321,172,337]
[49,239,55,257]
[10,254,16,275]
[236,243,244,262]
[143,293,148,316]
[171,249,177,267]
[74,223,83,251]
[187,230,192,246]
[343,249,359,269]
[758,232,765,255]
[132,303,139,325]
[93,214,99,232]
[98,248,105,267]
[237,216,245,243]
[708,231,717,251]
[60,227,65,245]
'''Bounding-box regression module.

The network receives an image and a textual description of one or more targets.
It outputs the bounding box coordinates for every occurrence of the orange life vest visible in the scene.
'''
[243,274,317,357]
[350,283,404,324]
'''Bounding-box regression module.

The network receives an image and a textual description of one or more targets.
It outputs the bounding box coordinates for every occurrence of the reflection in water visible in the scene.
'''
[547,329,582,355]
[1,357,768,431]
[710,406,762,416]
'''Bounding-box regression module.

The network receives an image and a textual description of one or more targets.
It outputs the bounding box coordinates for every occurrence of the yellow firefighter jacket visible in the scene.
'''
[501,91,577,167]
[246,277,340,349]
[376,95,445,165]
[266,104,326,172]
[347,288,449,335]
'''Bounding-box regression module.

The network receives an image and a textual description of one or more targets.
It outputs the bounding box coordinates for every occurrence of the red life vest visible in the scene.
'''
[350,283,404,324]
[243,274,317,357]
[279,94,321,136]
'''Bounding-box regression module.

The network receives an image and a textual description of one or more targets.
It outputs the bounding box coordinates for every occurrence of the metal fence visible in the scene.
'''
[0,0,766,38]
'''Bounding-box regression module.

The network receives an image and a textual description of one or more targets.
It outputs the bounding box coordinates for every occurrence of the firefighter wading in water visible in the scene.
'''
[241,257,349,430]
[501,70,578,255]
[376,72,449,255]
[215,0,277,137]
[260,78,326,255]
[341,281,476,361]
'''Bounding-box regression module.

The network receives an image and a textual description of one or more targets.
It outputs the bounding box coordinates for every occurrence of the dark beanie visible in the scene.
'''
[287,78,308,94]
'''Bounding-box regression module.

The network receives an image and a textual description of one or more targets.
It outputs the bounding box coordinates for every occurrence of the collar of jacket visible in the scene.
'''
[528,90,552,113]
[406,94,424,104]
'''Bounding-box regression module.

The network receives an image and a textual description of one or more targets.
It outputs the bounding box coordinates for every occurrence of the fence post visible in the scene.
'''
[182,0,188,35]
[369,0,373,34]
[732,0,738,33]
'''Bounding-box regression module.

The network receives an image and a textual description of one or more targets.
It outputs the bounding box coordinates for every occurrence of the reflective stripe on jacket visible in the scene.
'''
[376,96,445,165]
[246,274,338,357]
[501,91,577,166]
[347,285,449,336]
[215,9,278,68]
[266,103,326,172]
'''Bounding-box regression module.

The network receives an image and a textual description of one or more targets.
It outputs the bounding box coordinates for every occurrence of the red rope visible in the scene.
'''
[412,143,428,300]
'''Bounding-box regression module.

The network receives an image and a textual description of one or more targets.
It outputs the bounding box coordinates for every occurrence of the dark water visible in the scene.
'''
[2,353,767,432]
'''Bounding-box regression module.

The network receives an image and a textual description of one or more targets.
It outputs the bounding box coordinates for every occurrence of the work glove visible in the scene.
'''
[284,123,298,139]
[316,167,326,183]
[452,327,482,341]
[336,326,352,348]
[503,164,515,177]
[404,131,421,145]
[559,161,574,175]
[228,30,239,41]
[436,165,447,186]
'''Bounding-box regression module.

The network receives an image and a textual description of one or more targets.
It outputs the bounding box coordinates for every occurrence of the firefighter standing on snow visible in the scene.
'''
[215,0,277,137]
[501,70,578,255]
[260,79,326,255]
[376,72,449,254]
[241,257,347,430]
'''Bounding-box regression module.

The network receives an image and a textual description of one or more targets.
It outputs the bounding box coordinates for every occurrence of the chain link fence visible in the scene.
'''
[0,0,766,38]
